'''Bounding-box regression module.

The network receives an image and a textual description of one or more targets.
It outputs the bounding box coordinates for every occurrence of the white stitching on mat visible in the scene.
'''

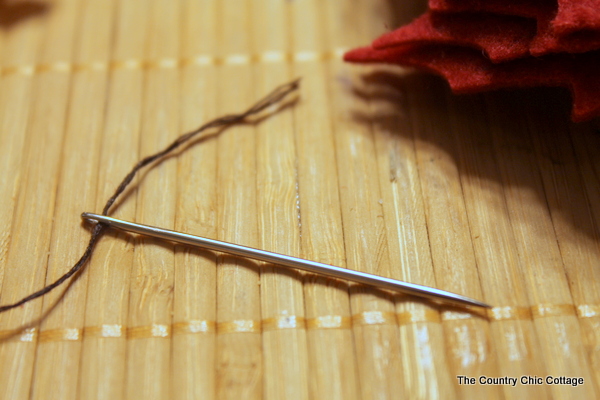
[3,302,593,342]
[0,49,349,76]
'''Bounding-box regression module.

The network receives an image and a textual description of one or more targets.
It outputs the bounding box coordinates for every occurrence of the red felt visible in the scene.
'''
[428,0,552,19]
[554,0,600,34]
[428,0,600,55]
[344,45,600,122]
[346,0,600,121]
[373,12,535,62]
[382,9,600,57]
[531,10,600,55]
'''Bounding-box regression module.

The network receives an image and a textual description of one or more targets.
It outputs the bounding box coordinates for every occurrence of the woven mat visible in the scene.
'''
[0,0,599,399]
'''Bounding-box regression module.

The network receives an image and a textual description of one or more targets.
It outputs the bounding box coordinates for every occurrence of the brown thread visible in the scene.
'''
[262,316,305,331]
[217,320,261,334]
[109,59,143,70]
[83,324,124,338]
[5,303,597,342]
[0,327,37,342]
[127,324,171,339]
[1,65,34,75]
[0,50,348,76]
[36,62,72,73]
[305,315,352,330]
[396,309,441,325]
[487,306,532,321]
[441,309,487,321]
[577,304,600,318]
[38,328,81,342]
[531,304,576,319]
[173,320,216,334]
[352,311,396,326]
[0,79,300,314]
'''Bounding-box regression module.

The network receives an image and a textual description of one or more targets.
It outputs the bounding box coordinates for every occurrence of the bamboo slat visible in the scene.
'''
[362,6,456,394]
[289,1,359,399]
[125,0,180,398]
[568,123,600,394]
[323,1,405,399]
[215,2,262,398]
[0,1,79,398]
[0,6,45,293]
[0,0,599,399]
[171,0,218,399]
[524,94,600,398]
[78,1,148,398]
[405,75,502,400]
[252,1,309,400]
[484,91,597,399]
[371,80,457,399]
[31,0,115,399]
[447,94,547,400]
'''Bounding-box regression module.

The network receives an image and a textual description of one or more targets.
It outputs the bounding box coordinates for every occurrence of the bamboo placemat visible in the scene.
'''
[0,0,599,399]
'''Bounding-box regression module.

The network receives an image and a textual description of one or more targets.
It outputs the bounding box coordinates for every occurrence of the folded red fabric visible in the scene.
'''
[554,0,600,33]
[345,0,600,121]
[373,12,535,62]
[429,0,600,55]
[532,12,600,55]
[429,0,551,19]
[430,0,600,34]
[344,45,600,122]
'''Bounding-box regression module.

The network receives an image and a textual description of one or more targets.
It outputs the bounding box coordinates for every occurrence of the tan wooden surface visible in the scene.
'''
[0,1,599,399]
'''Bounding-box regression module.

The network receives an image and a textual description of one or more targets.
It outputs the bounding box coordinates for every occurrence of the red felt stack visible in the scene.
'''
[345,0,600,122]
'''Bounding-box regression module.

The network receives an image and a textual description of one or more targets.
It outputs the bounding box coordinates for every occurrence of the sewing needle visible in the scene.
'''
[82,212,491,309]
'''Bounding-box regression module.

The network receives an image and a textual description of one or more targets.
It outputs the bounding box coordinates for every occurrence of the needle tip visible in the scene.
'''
[477,301,493,309]
[448,297,492,309]
[459,296,492,309]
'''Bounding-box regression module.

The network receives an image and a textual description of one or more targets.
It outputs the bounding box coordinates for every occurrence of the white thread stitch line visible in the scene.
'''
[0,49,349,76]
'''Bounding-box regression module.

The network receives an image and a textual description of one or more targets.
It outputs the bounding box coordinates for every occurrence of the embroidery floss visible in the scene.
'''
[0,78,300,314]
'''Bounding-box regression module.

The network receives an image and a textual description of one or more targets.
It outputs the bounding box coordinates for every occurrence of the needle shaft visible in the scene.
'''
[82,212,491,309]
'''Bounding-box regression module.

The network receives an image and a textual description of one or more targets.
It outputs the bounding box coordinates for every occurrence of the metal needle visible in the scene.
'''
[82,212,491,309]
